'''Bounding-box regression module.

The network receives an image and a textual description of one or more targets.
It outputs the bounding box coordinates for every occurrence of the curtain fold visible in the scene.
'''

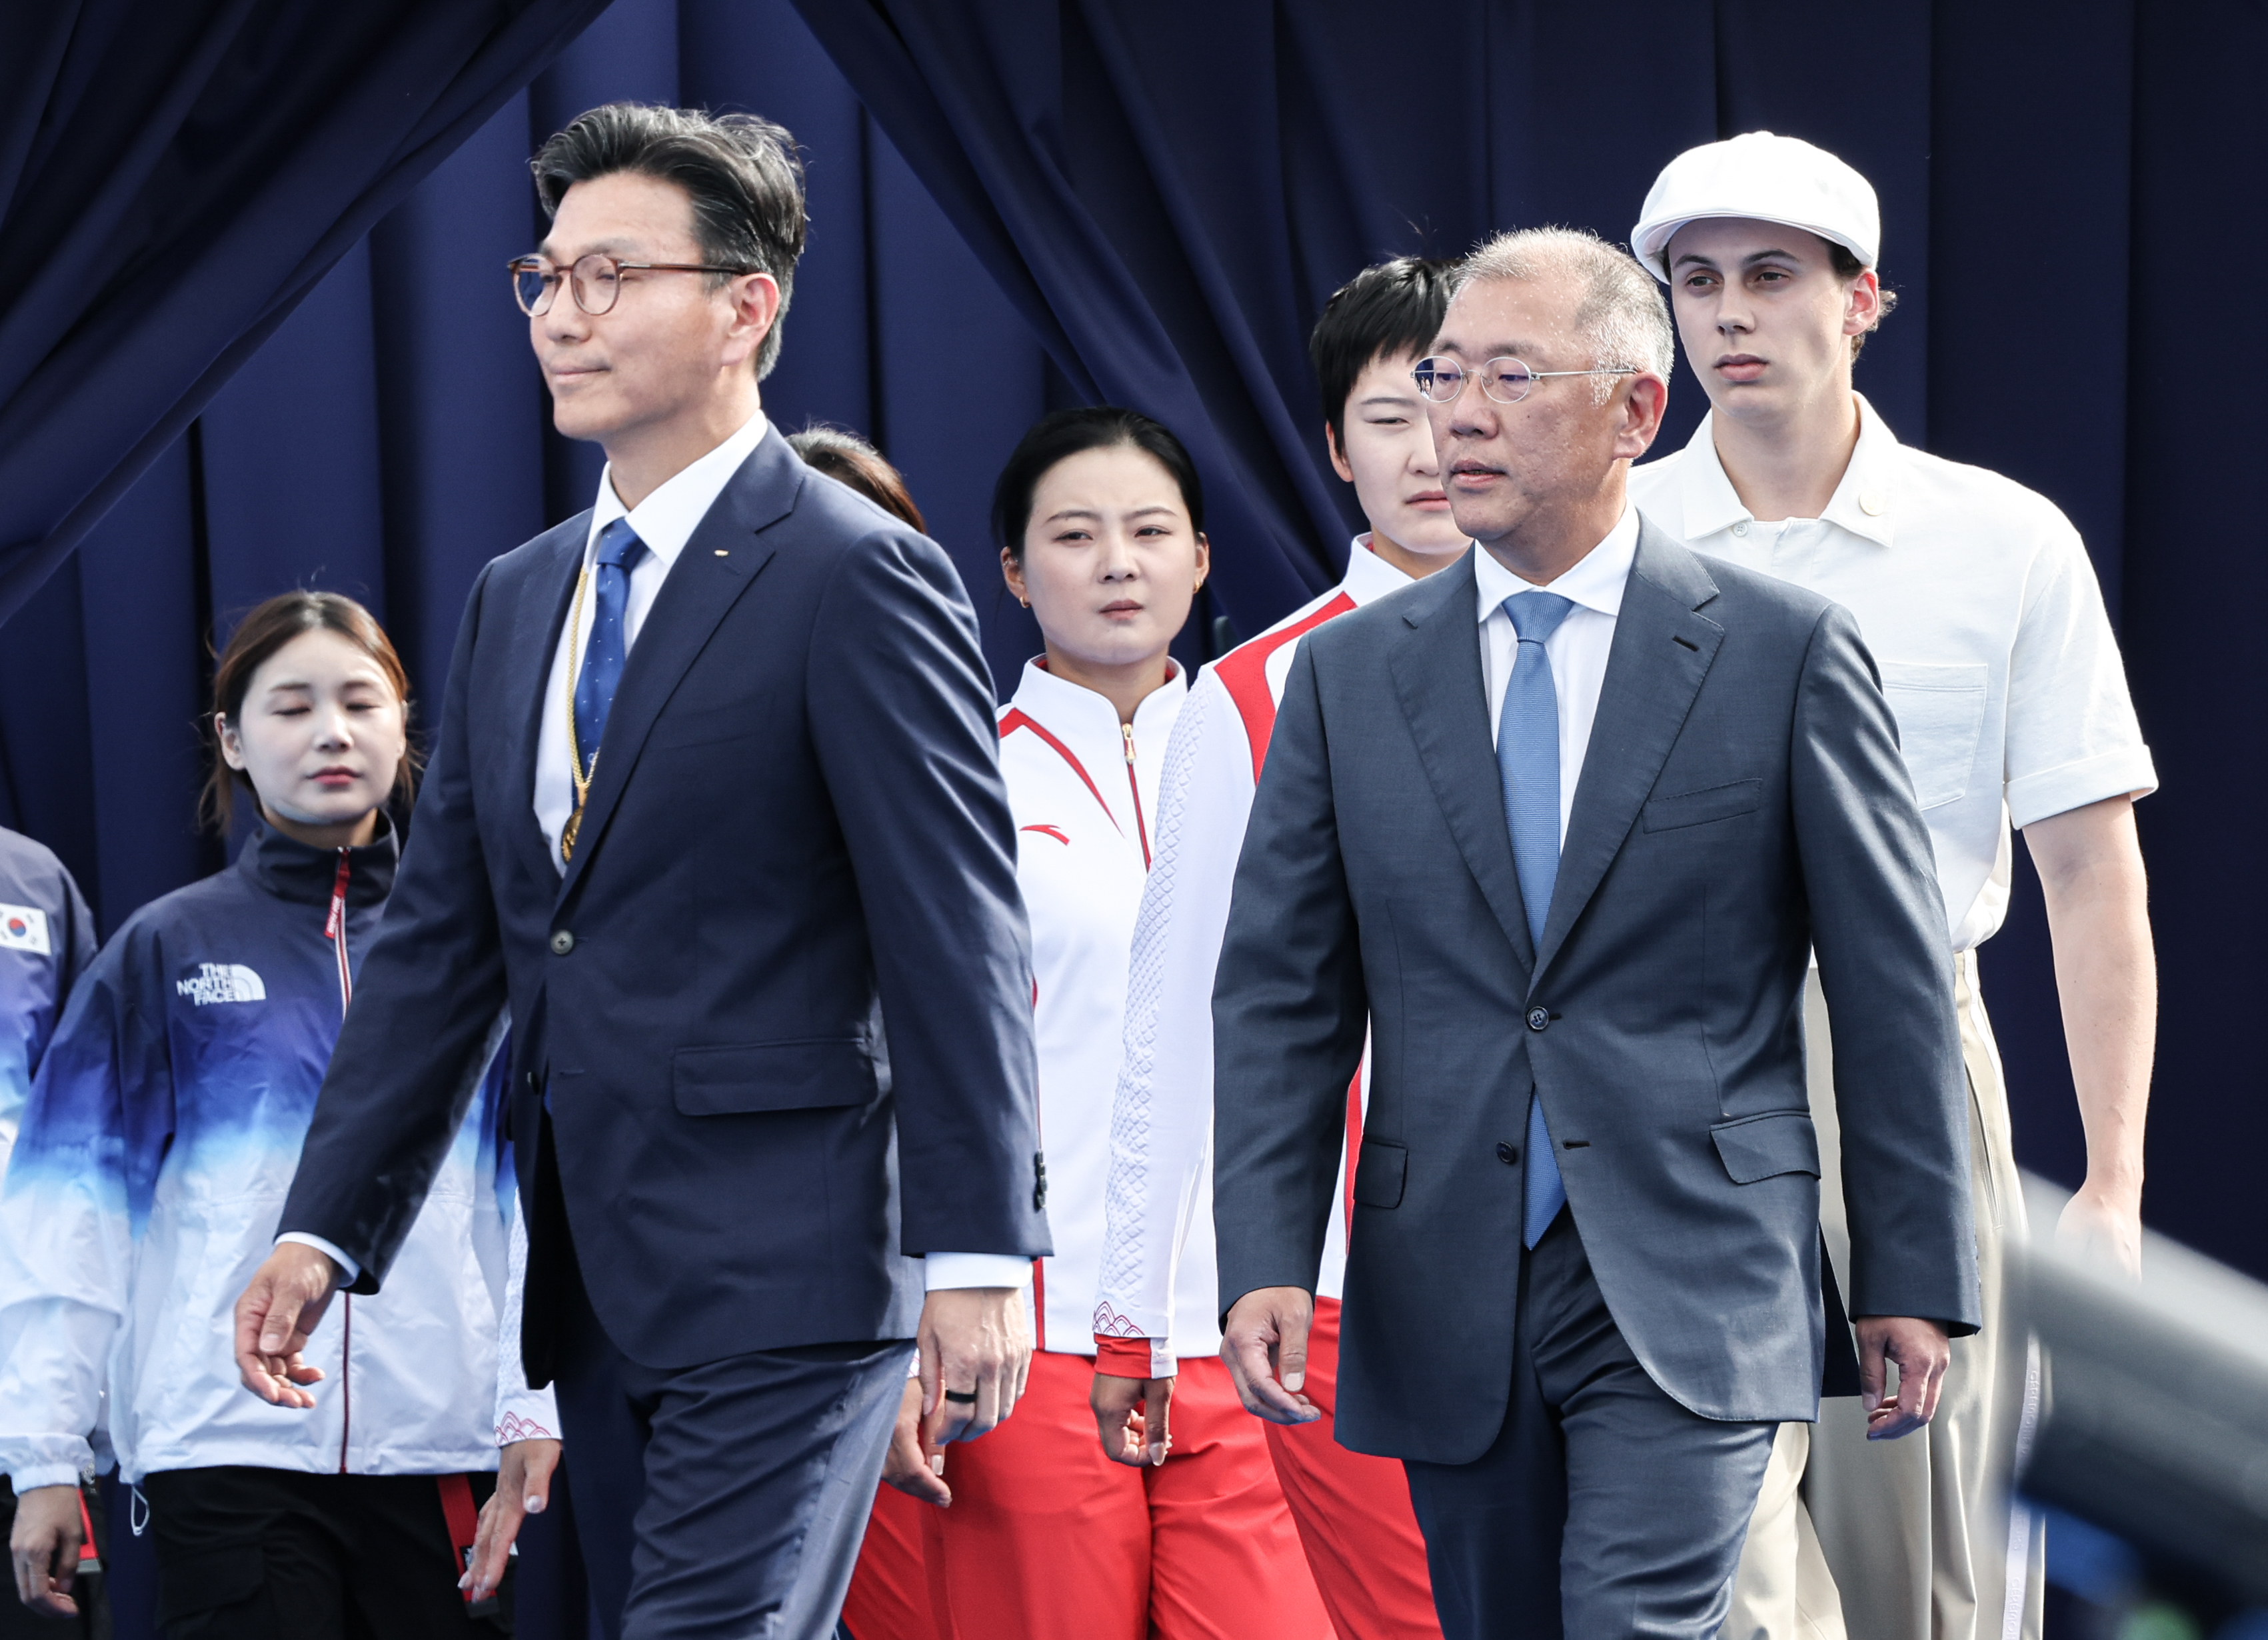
[792,0,1361,635]
[0,0,614,627]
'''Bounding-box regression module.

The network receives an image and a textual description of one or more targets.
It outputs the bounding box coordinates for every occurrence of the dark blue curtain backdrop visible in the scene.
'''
[0,5,2258,1605]
[0,0,616,629]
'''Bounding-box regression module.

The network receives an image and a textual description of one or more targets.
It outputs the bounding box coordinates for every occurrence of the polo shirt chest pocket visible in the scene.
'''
[1878,661,1988,811]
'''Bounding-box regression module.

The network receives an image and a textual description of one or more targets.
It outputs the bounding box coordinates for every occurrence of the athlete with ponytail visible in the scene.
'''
[0,592,551,1636]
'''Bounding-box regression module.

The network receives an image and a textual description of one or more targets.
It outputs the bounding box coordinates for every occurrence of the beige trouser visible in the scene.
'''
[1725,952,2045,1640]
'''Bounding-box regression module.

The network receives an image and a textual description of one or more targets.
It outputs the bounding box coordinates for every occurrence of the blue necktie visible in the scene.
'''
[572,518,648,779]
[1498,590,1575,1248]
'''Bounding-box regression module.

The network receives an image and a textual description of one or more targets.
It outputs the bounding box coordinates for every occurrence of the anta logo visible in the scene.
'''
[0,903,49,956]
[177,963,267,1006]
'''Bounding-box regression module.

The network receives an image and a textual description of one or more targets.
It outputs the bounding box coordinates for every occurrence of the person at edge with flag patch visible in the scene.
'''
[0,593,553,1637]
[0,825,101,1639]
[877,405,1328,1639]
[1090,257,1465,1640]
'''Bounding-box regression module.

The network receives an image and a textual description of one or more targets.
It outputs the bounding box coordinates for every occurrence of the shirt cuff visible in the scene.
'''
[277,1233,360,1285]
[922,1253,1034,1291]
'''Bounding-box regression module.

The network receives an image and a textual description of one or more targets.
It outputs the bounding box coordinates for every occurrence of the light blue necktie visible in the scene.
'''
[573,518,649,773]
[1498,590,1575,1248]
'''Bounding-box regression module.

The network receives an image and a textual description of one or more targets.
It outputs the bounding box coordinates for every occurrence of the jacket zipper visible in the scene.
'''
[325,849,354,1474]
[1122,725,1151,869]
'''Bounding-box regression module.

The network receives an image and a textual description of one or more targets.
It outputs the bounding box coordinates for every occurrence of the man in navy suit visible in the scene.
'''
[231,104,1048,1639]
[1209,229,1978,1637]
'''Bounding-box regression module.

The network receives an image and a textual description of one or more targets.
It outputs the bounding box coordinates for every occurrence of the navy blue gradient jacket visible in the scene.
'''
[0,823,529,1486]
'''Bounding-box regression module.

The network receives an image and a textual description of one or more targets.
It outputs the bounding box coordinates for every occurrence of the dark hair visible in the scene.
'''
[531,103,808,379]
[788,425,926,532]
[990,407,1204,561]
[1309,257,1458,448]
[202,592,417,833]
[1826,242,1898,359]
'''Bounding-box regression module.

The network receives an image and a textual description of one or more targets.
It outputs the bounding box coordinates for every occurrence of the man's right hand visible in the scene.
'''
[1091,1369,1175,1466]
[233,1242,344,1407]
[9,1484,83,1617]
[917,1286,1031,1447]
[1219,1286,1322,1425]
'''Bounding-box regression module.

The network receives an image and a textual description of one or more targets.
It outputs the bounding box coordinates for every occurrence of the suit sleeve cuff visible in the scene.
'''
[277,1233,360,1285]
[922,1253,1034,1291]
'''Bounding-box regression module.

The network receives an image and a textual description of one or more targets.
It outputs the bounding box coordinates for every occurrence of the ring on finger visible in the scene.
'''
[942,1388,978,1405]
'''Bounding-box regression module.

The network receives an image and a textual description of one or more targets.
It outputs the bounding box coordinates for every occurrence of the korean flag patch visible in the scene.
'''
[0,903,51,956]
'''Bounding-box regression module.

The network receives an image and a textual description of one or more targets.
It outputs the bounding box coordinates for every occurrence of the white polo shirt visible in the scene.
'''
[1629,395,2156,951]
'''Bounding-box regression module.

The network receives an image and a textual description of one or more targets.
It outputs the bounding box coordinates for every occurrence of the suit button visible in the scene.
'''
[550,929,575,955]
[1526,1007,1548,1032]
[1496,1141,1520,1166]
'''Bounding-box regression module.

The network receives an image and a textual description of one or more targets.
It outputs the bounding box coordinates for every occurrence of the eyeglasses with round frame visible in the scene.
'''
[1411,355,1639,405]
[507,253,752,317]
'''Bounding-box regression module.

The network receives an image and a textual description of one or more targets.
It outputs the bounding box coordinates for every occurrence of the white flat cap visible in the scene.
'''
[1630,131,1879,283]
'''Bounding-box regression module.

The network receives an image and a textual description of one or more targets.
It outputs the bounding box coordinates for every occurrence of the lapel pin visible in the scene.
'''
[714,549,730,557]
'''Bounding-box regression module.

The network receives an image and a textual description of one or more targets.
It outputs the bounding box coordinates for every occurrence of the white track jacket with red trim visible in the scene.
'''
[1093,543,1415,1377]
[996,659,1204,1360]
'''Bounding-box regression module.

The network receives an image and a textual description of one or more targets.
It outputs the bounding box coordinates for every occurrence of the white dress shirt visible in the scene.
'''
[291,407,1024,1293]
[531,409,772,869]
[1629,396,2155,949]
[1472,505,1641,843]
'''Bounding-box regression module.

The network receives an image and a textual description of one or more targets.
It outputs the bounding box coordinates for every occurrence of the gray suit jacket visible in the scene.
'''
[1212,525,1979,1463]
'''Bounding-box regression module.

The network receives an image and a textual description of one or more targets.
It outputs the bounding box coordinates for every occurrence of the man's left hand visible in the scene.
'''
[1854,1315,1951,1439]
[918,1287,1030,1447]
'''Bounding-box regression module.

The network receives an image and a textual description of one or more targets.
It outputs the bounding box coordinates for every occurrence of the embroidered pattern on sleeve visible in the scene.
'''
[1094,688,1207,1331]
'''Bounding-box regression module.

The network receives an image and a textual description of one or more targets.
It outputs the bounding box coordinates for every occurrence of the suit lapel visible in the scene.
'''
[553,432,798,906]
[511,521,588,886]
[1532,525,1723,979]
[1388,552,1536,974]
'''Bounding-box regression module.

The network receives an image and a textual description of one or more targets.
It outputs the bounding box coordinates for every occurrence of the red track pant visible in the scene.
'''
[843,1350,1330,1639]
[1264,1296,1444,1640]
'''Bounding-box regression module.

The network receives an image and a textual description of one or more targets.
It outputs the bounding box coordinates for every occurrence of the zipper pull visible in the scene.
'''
[1122,723,1137,765]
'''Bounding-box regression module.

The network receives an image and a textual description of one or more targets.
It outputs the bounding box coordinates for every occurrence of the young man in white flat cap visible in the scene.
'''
[1626,131,2158,1640]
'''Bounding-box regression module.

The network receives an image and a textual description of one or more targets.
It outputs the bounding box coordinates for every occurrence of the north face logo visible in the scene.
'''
[177,963,266,1005]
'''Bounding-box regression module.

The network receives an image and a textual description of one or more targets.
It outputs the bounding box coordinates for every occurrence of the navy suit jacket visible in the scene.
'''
[281,428,1049,1375]
[1212,528,1979,1463]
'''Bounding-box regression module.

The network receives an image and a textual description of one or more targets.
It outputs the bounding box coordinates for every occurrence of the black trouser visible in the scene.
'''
[1401,1209,1779,1640]
[139,1467,509,1639]
[0,1476,109,1639]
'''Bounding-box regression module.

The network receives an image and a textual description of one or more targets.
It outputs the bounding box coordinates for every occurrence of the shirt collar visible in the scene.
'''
[1815,394,1899,548]
[1341,535,1419,605]
[1473,504,1638,623]
[1659,393,1899,550]
[1012,655,1186,737]
[236,815,398,907]
[587,407,771,569]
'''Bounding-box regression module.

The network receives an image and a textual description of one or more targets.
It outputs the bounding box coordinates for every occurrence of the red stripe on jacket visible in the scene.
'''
[1211,593,1356,783]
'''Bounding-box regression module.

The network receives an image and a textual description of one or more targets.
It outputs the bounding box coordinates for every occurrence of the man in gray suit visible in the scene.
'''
[1208,227,1981,1639]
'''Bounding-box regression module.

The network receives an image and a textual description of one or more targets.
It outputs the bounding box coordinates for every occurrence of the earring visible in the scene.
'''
[1018,596,1030,609]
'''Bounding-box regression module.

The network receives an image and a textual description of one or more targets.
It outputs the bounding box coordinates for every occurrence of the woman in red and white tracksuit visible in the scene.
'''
[886,407,1328,1640]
